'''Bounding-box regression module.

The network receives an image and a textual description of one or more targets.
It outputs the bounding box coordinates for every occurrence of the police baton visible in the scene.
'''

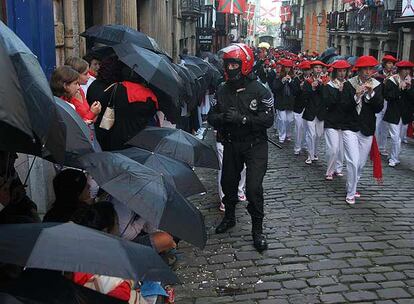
[267,138,283,149]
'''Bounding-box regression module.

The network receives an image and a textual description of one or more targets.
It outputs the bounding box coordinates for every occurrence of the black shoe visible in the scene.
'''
[215,218,236,234]
[253,233,268,252]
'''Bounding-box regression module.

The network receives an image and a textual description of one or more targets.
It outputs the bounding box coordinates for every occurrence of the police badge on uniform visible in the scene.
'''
[249,99,258,111]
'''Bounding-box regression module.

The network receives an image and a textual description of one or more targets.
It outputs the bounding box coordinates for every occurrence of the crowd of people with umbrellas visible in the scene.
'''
[0,22,221,303]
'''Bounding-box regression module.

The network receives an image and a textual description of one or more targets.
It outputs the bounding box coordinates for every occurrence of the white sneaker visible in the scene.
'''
[238,194,247,202]
[219,202,225,212]
[325,174,333,181]
[346,197,355,205]
[294,150,300,155]
[389,161,397,167]
[380,150,389,156]
[305,157,312,165]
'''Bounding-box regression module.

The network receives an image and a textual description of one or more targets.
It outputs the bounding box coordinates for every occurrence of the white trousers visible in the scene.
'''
[343,131,372,199]
[388,119,408,164]
[277,110,293,141]
[294,111,306,153]
[305,118,324,159]
[324,128,344,176]
[217,142,246,200]
[375,100,388,151]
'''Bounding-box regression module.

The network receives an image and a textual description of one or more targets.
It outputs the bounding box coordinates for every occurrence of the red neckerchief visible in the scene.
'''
[121,81,159,110]
[89,70,97,78]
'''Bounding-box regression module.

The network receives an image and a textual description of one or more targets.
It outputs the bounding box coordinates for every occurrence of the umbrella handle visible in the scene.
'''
[267,138,283,149]
[23,156,36,186]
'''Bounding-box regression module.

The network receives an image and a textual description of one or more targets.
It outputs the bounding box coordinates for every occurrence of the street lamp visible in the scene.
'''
[317,12,324,26]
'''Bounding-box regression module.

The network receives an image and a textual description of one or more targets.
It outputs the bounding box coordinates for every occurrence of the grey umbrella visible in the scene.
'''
[127,127,219,169]
[80,24,171,59]
[76,152,207,248]
[117,147,206,197]
[112,43,183,106]
[54,97,101,164]
[0,21,66,163]
[0,222,178,283]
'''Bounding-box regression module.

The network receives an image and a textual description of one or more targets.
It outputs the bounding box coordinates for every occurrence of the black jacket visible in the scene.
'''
[293,77,306,114]
[341,77,384,136]
[383,78,414,125]
[208,78,274,142]
[322,82,345,129]
[271,76,299,111]
[302,80,326,121]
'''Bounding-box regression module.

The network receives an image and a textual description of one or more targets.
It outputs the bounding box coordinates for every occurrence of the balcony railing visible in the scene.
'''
[181,0,202,18]
[328,6,396,33]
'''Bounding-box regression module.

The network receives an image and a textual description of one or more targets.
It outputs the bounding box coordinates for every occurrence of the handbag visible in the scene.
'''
[99,83,118,130]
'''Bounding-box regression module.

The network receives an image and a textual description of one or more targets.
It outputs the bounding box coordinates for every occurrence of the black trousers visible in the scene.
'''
[221,140,268,219]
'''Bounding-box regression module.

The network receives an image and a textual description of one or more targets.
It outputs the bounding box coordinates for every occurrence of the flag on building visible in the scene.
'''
[218,0,247,14]
[280,5,291,22]
[260,5,278,20]
[243,2,256,19]
[247,20,255,36]
[256,25,267,34]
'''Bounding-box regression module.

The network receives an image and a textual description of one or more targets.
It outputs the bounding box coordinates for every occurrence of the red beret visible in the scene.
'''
[310,60,328,67]
[280,59,294,67]
[354,56,379,68]
[331,60,352,69]
[298,60,311,70]
[395,60,414,68]
[382,55,398,63]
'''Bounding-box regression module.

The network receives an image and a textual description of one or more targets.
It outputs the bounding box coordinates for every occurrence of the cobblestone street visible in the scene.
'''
[175,129,414,304]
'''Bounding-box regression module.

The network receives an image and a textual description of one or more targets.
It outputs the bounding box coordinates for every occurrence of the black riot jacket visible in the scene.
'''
[208,77,274,143]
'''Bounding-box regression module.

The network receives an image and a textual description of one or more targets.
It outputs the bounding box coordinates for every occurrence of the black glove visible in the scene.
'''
[224,108,243,124]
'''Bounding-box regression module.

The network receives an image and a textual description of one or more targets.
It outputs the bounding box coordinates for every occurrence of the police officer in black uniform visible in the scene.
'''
[208,43,274,252]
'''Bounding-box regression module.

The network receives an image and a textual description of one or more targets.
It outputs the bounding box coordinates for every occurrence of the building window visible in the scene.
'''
[356,46,364,57]
[369,48,378,59]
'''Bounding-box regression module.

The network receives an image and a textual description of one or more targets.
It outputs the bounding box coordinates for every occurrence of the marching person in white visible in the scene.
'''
[383,60,414,167]
[293,61,311,155]
[341,56,384,205]
[302,61,330,164]
[271,59,299,143]
[375,55,398,155]
[322,60,351,180]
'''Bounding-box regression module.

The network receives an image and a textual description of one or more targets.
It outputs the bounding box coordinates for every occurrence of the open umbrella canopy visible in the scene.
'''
[76,152,207,248]
[54,97,101,164]
[327,55,346,64]
[127,127,219,169]
[80,24,170,59]
[112,43,183,114]
[0,21,66,163]
[117,147,206,197]
[0,222,178,283]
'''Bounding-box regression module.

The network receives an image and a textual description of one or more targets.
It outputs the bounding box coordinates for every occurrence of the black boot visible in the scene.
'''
[215,204,236,234]
[252,217,267,252]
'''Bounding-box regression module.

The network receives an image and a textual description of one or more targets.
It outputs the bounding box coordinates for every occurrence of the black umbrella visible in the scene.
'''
[0,21,66,163]
[54,97,101,164]
[127,127,219,169]
[0,293,43,304]
[77,152,207,248]
[0,222,178,283]
[112,43,183,111]
[3,269,128,304]
[80,24,170,58]
[117,147,206,197]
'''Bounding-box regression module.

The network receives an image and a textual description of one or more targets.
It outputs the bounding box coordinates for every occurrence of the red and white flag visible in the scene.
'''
[256,25,267,34]
[260,6,277,20]
[280,5,291,22]
[243,2,256,19]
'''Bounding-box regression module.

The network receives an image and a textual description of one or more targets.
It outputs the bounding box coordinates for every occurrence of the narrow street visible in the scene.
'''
[175,129,414,304]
